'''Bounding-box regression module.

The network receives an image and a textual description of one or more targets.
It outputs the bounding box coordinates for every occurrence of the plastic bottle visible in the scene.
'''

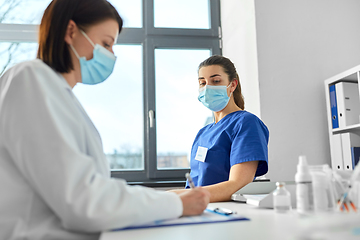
[311,171,328,212]
[295,155,313,214]
[309,165,334,212]
[273,182,291,213]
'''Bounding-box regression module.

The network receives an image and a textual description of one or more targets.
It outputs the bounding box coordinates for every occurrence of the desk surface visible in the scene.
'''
[100,202,360,240]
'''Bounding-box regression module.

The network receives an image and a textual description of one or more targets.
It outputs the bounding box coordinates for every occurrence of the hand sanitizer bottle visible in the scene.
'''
[295,155,313,214]
[273,182,291,213]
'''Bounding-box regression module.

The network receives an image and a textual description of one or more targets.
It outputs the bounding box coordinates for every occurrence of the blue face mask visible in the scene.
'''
[198,84,232,112]
[70,30,116,85]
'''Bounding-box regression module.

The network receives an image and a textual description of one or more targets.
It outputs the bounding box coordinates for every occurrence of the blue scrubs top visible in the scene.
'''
[186,110,269,188]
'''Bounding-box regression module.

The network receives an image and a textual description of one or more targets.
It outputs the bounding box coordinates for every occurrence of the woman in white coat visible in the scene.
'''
[0,0,210,239]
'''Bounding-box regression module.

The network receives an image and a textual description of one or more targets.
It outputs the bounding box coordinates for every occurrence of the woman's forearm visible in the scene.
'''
[170,161,257,202]
[170,180,251,202]
[203,179,251,202]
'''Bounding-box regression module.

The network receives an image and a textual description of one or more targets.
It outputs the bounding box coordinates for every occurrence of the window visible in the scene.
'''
[0,42,37,75]
[73,45,144,171]
[155,49,212,170]
[0,0,51,24]
[0,0,221,183]
[108,0,142,28]
[154,0,210,29]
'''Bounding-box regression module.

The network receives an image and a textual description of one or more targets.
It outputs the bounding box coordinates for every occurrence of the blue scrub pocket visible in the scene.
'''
[198,149,230,186]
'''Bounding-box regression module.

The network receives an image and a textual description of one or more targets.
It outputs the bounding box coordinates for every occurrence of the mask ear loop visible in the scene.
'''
[69,44,80,59]
[80,30,95,48]
[227,82,234,98]
[69,29,95,59]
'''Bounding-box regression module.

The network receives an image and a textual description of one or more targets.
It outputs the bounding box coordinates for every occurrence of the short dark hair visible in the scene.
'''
[198,55,245,110]
[37,0,123,73]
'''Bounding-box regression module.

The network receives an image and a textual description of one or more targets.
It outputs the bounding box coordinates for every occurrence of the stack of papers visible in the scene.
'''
[112,208,249,231]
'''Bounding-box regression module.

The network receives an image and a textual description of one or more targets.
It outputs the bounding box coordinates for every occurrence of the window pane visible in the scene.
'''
[108,0,142,28]
[0,42,37,76]
[155,49,212,169]
[0,0,51,24]
[154,0,210,29]
[0,0,142,27]
[73,45,144,171]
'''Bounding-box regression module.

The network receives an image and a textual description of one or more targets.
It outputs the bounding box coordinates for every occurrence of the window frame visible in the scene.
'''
[0,0,222,184]
[112,0,221,182]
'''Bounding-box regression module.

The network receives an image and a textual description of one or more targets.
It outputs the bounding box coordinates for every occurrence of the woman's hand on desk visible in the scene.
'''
[178,188,210,216]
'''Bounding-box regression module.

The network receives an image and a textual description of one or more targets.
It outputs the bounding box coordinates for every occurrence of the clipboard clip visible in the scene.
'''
[211,207,236,215]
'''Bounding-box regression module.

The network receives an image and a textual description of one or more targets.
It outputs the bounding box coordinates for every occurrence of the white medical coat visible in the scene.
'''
[0,59,182,240]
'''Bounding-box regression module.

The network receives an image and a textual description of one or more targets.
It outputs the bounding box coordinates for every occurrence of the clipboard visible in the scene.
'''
[112,208,249,231]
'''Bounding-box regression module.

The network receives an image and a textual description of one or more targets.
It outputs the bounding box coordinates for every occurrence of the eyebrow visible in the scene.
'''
[210,74,221,78]
[198,74,221,80]
[105,34,115,43]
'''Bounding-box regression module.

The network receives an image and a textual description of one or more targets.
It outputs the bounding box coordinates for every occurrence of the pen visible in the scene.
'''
[337,192,357,212]
[337,192,347,211]
[185,173,195,189]
[350,201,357,212]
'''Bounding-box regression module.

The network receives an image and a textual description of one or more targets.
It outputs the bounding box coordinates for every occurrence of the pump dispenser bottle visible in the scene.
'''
[295,155,313,214]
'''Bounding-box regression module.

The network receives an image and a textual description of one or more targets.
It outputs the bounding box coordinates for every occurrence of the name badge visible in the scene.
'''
[195,146,208,162]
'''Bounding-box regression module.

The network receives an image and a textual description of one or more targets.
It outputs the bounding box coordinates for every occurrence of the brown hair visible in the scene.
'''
[37,0,123,73]
[198,55,245,110]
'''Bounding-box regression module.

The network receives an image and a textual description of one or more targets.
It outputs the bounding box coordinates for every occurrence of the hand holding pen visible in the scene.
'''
[184,173,235,216]
[178,173,210,216]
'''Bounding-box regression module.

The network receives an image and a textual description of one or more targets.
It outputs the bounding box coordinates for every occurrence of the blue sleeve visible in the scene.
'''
[230,114,269,176]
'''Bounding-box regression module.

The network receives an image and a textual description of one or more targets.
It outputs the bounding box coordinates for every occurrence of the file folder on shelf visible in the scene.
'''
[340,133,360,171]
[335,82,360,128]
[329,84,339,129]
[330,134,344,170]
[351,147,360,170]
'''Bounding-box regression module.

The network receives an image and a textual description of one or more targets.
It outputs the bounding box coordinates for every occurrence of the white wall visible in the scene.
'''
[220,0,261,118]
[221,0,360,181]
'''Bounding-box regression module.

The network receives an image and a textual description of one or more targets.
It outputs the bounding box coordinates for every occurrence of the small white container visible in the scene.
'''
[309,164,336,212]
[311,171,329,212]
[273,182,291,213]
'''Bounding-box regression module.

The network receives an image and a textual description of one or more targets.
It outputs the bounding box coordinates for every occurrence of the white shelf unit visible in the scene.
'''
[325,65,360,171]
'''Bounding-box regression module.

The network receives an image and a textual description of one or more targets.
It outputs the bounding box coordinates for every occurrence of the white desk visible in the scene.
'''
[100,201,360,240]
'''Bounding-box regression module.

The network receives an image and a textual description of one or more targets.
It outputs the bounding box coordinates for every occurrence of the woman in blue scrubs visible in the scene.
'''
[174,55,269,202]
